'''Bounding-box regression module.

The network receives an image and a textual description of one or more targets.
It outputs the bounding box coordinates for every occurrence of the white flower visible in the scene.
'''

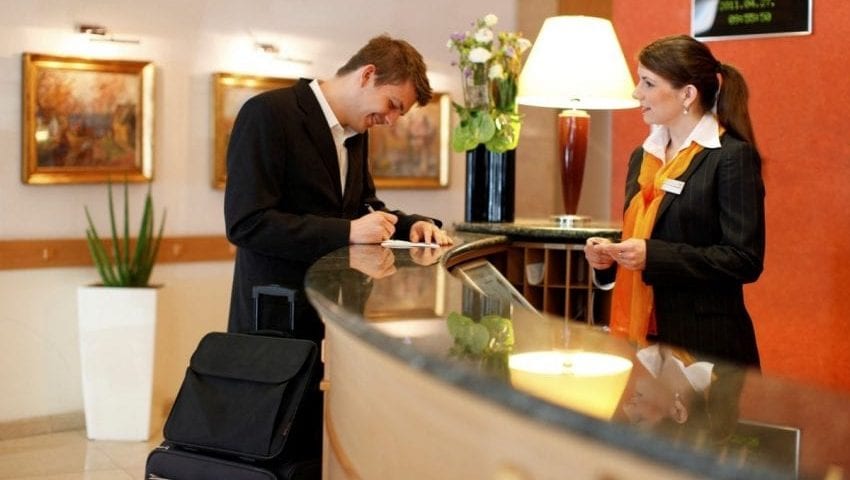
[483,14,498,27]
[516,38,532,53]
[488,63,504,79]
[446,39,454,49]
[474,28,494,43]
[468,47,492,63]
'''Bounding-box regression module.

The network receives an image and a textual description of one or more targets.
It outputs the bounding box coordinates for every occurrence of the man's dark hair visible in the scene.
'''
[337,34,432,106]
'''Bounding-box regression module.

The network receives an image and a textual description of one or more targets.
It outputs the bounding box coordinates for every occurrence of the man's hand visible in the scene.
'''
[350,211,398,244]
[409,220,453,245]
[349,244,396,278]
[409,246,444,266]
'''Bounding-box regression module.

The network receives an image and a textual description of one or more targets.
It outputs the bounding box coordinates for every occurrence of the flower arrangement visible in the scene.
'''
[447,14,532,153]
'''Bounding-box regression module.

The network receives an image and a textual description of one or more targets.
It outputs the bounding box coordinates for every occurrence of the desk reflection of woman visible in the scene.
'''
[622,345,745,446]
[623,345,713,428]
[585,35,764,367]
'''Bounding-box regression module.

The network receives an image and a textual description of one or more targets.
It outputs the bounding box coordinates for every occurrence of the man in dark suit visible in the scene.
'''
[224,35,452,338]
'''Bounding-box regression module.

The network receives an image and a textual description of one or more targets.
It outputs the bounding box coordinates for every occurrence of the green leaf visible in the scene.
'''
[121,178,130,282]
[451,124,477,152]
[84,209,118,286]
[447,311,473,338]
[466,323,491,355]
[473,113,496,142]
[480,315,515,352]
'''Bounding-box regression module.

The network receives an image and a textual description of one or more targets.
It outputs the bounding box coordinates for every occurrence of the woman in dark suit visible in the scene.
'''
[585,35,765,367]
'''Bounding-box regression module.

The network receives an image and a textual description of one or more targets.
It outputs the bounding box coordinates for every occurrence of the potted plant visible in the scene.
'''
[77,179,166,441]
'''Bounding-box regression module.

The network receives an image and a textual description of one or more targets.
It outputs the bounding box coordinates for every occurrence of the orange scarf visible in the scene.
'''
[609,138,712,343]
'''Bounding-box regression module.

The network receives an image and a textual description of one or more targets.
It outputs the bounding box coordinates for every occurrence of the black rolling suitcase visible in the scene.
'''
[146,442,319,480]
[146,443,278,479]
[145,286,321,480]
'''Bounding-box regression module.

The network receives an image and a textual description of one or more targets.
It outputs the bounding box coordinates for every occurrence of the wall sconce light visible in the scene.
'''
[76,23,140,44]
[255,42,280,55]
[77,24,107,36]
[254,41,312,65]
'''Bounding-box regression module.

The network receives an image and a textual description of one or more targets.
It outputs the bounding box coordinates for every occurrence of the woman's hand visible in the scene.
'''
[585,236,616,270]
[604,238,647,271]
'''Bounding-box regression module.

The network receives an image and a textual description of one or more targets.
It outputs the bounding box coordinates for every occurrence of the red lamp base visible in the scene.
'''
[557,109,590,218]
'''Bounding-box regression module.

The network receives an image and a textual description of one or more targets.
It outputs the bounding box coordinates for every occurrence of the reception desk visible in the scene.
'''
[304,226,849,480]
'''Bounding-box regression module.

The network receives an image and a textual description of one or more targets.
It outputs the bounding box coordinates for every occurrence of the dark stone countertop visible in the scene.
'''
[454,217,622,243]
[304,230,847,480]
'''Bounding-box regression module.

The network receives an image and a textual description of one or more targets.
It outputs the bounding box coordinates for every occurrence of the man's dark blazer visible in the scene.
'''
[224,79,437,335]
[603,133,765,367]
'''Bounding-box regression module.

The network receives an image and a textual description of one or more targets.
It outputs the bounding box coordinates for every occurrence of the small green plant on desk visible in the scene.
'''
[446,311,515,378]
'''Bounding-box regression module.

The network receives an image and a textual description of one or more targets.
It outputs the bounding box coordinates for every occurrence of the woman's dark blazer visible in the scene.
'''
[224,79,437,334]
[614,134,765,367]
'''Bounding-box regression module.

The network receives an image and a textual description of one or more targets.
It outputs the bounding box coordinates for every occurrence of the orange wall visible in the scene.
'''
[610,1,850,392]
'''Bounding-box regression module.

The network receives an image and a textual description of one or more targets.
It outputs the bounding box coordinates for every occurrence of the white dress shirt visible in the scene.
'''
[309,79,358,194]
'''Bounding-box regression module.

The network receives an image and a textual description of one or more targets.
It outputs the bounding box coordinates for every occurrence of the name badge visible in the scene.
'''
[662,179,685,195]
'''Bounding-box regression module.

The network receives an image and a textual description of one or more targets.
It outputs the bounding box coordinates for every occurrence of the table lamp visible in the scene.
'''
[517,16,638,227]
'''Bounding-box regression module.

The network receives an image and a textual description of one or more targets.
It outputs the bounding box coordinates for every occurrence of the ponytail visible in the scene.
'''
[716,64,757,149]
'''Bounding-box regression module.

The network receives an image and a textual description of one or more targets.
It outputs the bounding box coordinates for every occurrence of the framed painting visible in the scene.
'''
[22,53,155,184]
[368,92,450,189]
[212,73,295,188]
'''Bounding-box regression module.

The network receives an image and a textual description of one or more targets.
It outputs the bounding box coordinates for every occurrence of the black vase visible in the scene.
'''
[464,144,515,223]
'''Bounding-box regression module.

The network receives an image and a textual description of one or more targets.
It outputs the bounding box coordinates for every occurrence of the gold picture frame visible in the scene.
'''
[22,53,155,184]
[212,73,296,189]
[368,92,450,189]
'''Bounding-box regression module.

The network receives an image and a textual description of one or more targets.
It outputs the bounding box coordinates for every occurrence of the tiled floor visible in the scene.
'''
[0,430,161,479]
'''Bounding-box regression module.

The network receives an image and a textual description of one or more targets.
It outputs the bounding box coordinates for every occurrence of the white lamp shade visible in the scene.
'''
[517,16,639,110]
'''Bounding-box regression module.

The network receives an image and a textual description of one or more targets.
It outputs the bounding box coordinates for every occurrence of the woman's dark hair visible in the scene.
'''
[336,34,432,107]
[655,364,746,449]
[638,35,757,149]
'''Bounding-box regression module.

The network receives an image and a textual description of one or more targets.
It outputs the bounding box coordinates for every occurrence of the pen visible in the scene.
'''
[365,203,376,213]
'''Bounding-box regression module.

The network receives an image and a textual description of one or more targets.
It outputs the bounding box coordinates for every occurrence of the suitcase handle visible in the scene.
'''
[252,284,297,333]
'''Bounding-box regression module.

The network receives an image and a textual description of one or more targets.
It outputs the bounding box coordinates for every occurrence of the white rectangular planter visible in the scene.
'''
[77,286,158,441]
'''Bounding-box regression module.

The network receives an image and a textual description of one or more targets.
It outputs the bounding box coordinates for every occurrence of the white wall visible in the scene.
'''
[0,0,515,425]
[0,263,233,426]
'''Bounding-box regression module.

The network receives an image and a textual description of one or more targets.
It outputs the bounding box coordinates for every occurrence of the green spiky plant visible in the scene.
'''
[83,179,166,287]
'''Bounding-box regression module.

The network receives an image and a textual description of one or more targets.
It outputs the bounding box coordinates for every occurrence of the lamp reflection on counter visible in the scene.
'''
[517,16,638,227]
[509,350,633,420]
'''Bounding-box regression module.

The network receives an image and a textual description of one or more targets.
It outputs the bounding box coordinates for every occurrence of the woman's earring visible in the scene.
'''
[683,104,689,115]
